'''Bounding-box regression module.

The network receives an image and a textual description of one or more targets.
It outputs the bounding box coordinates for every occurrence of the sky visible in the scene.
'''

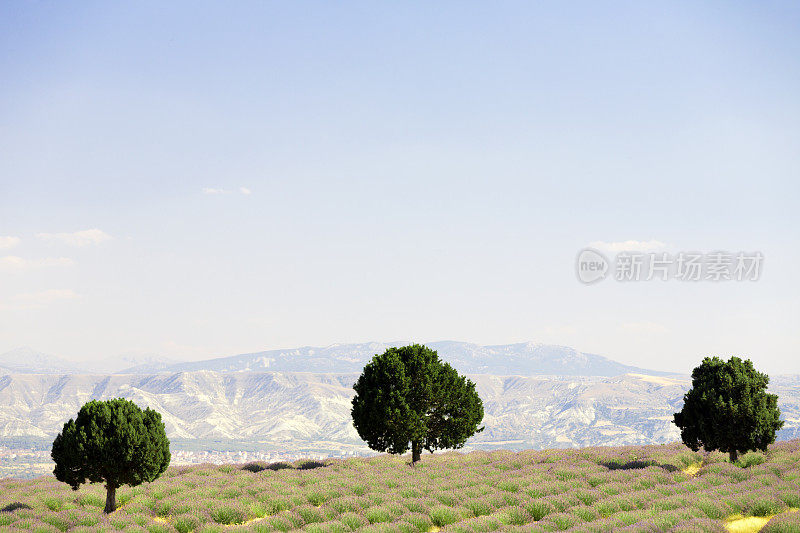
[1,2,799,374]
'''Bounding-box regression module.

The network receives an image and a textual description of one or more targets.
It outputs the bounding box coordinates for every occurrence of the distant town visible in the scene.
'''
[0,441,378,479]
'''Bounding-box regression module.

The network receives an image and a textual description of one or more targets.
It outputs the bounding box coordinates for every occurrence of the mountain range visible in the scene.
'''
[1,370,797,449]
[0,342,674,377]
[0,348,82,375]
[1,342,797,453]
[0,348,178,375]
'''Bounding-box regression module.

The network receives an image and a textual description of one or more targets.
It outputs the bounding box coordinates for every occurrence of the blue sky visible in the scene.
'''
[1,2,799,373]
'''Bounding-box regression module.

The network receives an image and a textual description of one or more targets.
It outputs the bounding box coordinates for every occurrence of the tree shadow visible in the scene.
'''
[600,459,678,472]
[241,461,295,473]
[295,460,327,470]
[1,502,32,513]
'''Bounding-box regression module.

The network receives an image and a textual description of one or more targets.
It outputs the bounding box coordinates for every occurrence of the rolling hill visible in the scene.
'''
[118,341,675,377]
[2,342,796,457]
[1,370,798,450]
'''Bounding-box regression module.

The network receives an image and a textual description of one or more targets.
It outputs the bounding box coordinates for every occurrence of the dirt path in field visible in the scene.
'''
[238,515,269,526]
[724,508,799,533]
[682,462,702,476]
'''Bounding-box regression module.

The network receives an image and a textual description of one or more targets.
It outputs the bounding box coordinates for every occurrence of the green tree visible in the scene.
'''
[673,356,783,463]
[51,398,170,513]
[351,344,484,465]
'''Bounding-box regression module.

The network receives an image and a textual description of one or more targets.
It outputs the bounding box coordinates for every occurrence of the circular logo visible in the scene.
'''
[576,248,609,284]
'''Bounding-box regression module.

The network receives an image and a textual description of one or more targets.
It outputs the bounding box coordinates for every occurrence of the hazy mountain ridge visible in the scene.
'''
[0,342,674,377]
[120,341,676,377]
[3,343,795,452]
[1,371,797,449]
[0,348,178,375]
[0,348,83,374]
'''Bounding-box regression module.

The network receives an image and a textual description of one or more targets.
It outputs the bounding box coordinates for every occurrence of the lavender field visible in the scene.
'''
[1,441,799,533]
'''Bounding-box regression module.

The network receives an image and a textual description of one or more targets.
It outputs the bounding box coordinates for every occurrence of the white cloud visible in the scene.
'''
[0,256,25,269]
[17,289,79,303]
[0,289,80,311]
[162,340,216,359]
[203,187,251,195]
[539,325,578,337]
[39,257,75,267]
[36,229,111,247]
[620,321,669,334]
[0,236,20,249]
[0,256,75,270]
[589,240,668,252]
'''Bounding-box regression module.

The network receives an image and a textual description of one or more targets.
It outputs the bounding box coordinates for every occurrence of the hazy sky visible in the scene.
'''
[1,2,798,374]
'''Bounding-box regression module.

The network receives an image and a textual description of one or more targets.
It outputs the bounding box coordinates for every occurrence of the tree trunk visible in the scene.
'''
[104,485,117,514]
[411,441,421,465]
[729,450,738,464]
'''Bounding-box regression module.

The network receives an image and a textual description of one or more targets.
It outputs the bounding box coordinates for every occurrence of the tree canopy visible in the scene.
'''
[351,344,484,464]
[673,356,783,463]
[51,398,170,513]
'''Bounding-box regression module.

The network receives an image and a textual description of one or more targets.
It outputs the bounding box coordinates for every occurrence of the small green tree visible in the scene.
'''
[673,356,783,463]
[351,344,484,465]
[51,398,170,513]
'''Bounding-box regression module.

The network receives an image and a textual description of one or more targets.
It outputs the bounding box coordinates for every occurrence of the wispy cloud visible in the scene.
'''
[0,236,20,249]
[162,340,216,359]
[202,187,252,195]
[37,229,111,247]
[0,256,75,270]
[539,325,578,337]
[620,321,669,334]
[0,289,80,311]
[589,240,668,252]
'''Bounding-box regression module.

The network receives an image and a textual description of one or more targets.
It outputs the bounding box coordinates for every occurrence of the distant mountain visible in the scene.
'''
[0,348,82,374]
[98,353,178,374]
[1,371,797,447]
[0,371,684,445]
[0,348,178,375]
[0,342,672,377]
[126,341,674,377]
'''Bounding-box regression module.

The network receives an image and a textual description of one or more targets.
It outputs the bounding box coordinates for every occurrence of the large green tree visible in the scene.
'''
[673,356,783,463]
[51,398,171,513]
[351,344,484,464]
